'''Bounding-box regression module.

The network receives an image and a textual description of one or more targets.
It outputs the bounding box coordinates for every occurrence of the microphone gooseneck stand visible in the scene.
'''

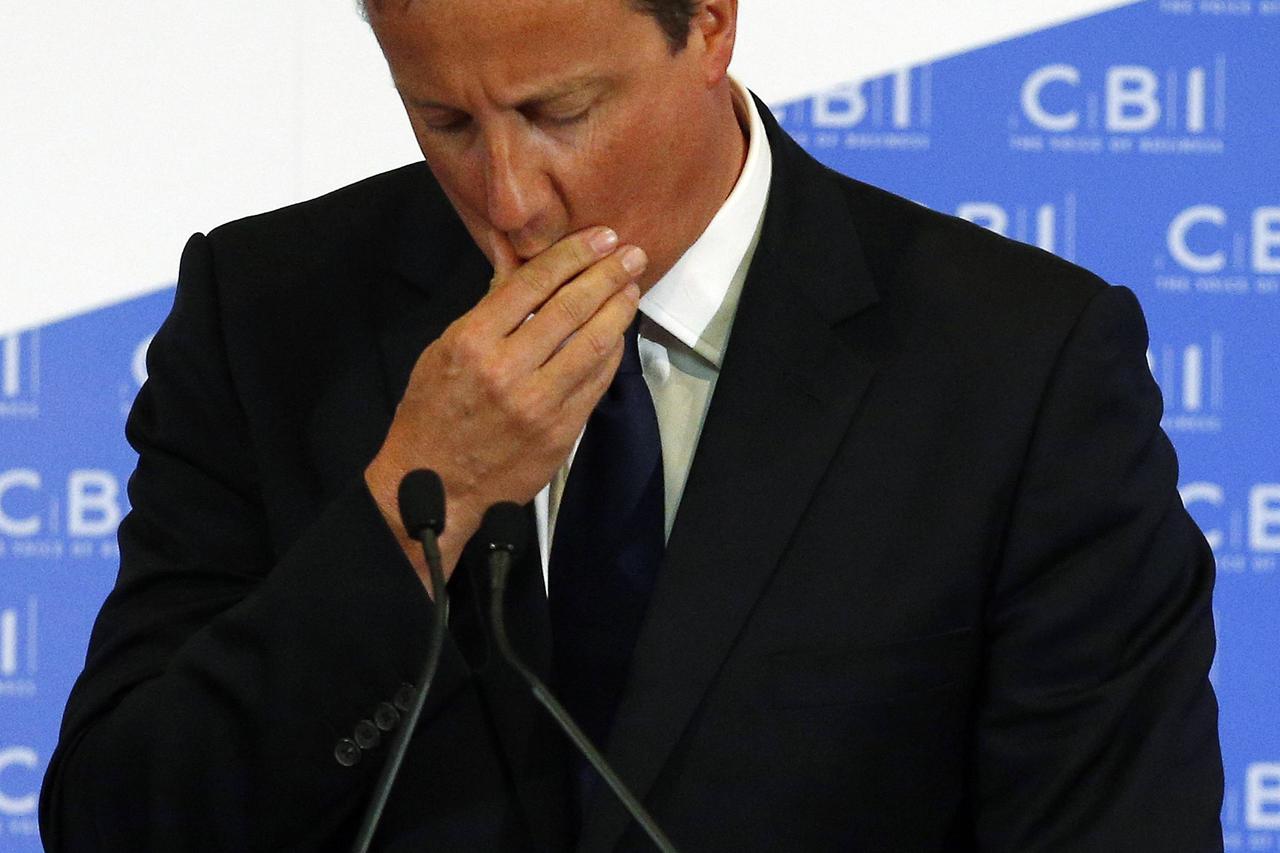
[352,470,451,853]
[478,501,679,853]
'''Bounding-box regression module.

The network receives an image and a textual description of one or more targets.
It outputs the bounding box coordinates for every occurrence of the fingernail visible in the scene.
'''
[590,228,619,255]
[621,246,648,275]
[625,282,641,303]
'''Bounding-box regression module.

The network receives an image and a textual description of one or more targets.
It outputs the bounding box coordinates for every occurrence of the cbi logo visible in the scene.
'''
[0,331,40,419]
[1160,0,1280,16]
[0,469,124,561]
[777,65,933,152]
[1010,57,1227,155]
[1180,481,1280,574]
[0,745,39,837]
[1156,205,1280,296]
[1223,762,1280,851]
[1147,333,1225,433]
[955,194,1079,261]
[0,598,37,700]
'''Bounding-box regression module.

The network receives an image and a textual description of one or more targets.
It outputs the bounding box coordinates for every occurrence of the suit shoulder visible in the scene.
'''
[828,170,1108,321]
[844,169,1105,295]
[202,162,447,275]
[210,162,434,238]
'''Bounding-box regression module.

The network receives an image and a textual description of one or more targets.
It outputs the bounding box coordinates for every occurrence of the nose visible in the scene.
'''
[481,124,548,240]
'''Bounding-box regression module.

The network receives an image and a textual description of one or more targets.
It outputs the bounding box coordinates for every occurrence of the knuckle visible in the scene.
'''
[610,253,634,283]
[587,362,614,398]
[517,264,556,298]
[451,329,486,367]
[583,328,614,360]
[569,234,596,268]
[544,232,597,282]
[555,291,588,326]
[509,387,546,429]
[475,355,511,396]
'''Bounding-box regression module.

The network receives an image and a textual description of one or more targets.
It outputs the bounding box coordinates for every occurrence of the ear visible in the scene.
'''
[692,0,738,86]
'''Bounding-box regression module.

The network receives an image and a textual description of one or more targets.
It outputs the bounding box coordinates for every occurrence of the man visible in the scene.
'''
[42,0,1224,850]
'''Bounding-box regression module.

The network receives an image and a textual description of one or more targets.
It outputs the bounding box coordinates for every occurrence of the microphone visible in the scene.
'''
[352,470,450,853]
[478,502,679,853]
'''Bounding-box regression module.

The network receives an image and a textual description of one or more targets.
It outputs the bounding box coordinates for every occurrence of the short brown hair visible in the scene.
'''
[359,0,699,53]
[632,0,699,51]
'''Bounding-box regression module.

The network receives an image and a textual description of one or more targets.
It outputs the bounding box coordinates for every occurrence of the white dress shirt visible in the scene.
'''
[534,80,774,588]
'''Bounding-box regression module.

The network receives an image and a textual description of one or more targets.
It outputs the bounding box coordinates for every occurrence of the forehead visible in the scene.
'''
[373,0,664,102]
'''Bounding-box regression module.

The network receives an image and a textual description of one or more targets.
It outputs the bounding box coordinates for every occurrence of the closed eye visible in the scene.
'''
[424,115,472,135]
[540,109,589,128]
[522,104,591,129]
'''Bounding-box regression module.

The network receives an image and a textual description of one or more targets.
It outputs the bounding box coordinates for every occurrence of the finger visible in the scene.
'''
[510,244,647,371]
[555,331,626,430]
[488,230,521,290]
[535,280,640,399]
[480,226,620,333]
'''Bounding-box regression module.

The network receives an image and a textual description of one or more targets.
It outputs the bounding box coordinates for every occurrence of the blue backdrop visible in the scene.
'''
[2,2,1276,847]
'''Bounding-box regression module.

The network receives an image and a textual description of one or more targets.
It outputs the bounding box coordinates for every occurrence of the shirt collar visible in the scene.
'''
[639,79,773,369]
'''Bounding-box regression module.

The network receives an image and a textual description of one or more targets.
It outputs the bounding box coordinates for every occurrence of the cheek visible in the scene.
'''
[407,119,482,215]
[553,119,675,233]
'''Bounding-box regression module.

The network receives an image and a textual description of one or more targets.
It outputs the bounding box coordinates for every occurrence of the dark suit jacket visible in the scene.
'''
[42,101,1223,852]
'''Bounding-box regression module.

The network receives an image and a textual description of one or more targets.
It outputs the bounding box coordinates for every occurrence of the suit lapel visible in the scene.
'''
[371,184,569,850]
[579,105,883,852]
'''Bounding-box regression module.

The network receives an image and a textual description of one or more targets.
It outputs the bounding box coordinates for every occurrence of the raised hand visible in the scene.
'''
[364,226,647,592]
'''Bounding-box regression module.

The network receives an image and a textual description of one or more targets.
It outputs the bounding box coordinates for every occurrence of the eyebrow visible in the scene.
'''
[406,75,613,113]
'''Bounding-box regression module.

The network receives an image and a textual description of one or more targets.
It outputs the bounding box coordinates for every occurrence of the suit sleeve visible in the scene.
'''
[972,285,1223,851]
[39,233,467,851]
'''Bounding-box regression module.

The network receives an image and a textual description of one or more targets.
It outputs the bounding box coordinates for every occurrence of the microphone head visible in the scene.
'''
[478,502,527,560]
[398,469,445,540]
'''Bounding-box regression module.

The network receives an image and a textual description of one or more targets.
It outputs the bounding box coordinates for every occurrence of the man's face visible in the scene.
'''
[371,0,735,285]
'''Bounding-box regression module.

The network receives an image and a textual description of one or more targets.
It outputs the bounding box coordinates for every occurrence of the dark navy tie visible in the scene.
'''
[548,318,665,828]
